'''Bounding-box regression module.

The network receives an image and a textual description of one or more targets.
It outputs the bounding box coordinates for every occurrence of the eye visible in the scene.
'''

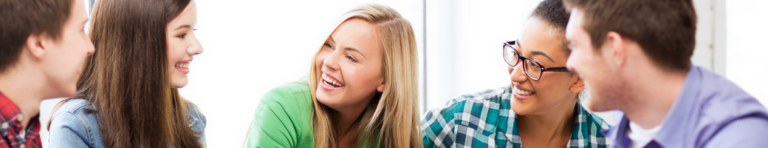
[177,33,187,39]
[323,43,333,50]
[345,54,358,62]
[530,61,542,68]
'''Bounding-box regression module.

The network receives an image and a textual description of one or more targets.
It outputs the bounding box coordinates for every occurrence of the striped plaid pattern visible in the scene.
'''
[422,85,611,148]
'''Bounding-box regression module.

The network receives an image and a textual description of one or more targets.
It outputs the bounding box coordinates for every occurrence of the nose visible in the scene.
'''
[509,62,528,84]
[188,34,203,56]
[322,51,341,71]
[85,34,95,55]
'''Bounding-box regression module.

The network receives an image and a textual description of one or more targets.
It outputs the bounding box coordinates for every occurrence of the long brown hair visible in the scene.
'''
[64,0,201,147]
[308,4,422,148]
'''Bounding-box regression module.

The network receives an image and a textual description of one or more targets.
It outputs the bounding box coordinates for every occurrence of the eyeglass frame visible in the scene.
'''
[503,40,570,81]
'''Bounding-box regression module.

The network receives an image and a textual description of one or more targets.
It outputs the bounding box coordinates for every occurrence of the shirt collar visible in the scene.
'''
[0,92,40,143]
[506,102,590,143]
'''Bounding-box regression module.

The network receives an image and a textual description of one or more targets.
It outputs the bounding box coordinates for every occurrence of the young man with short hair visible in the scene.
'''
[0,0,94,147]
[563,0,768,147]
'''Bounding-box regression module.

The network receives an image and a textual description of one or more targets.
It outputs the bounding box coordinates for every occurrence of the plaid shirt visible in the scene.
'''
[0,92,41,148]
[422,85,611,148]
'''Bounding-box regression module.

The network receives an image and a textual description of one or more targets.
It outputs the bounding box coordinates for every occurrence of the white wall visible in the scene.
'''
[726,0,768,103]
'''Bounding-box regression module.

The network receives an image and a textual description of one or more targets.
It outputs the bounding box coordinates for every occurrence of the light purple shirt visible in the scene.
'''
[604,66,768,148]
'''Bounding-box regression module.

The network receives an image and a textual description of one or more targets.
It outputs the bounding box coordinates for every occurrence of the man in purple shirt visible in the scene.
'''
[562,0,768,147]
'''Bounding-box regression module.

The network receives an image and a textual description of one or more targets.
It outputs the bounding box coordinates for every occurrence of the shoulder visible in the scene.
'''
[184,100,206,133]
[688,67,768,144]
[51,99,98,126]
[579,106,612,138]
[421,86,512,144]
[580,107,611,133]
[54,99,92,115]
[696,67,755,104]
[695,67,768,127]
[259,82,313,109]
[425,85,513,119]
[49,99,102,147]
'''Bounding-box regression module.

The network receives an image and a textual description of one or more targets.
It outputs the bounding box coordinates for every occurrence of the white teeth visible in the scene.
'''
[175,63,189,69]
[514,87,534,96]
[322,74,343,87]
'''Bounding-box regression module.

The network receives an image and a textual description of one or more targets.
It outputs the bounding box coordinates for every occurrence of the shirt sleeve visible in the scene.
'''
[48,111,92,147]
[705,116,768,148]
[421,104,458,148]
[246,85,311,148]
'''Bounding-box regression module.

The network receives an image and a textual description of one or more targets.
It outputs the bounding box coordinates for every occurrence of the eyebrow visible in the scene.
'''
[329,37,367,59]
[174,25,191,31]
[344,47,367,59]
[518,41,555,62]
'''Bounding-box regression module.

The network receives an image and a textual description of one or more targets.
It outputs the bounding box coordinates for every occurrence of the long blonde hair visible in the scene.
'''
[308,4,422,148]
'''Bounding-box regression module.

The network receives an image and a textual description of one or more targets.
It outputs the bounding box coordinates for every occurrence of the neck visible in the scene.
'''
[0,66,47,128]
[334,106,365,137]
[517,100,577,143]
[332,95,375,146]
[621,67,688,129]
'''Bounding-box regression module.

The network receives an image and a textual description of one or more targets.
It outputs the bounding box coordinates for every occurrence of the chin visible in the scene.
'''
[171,76,189,88]
[585,90,613,112]
[510,103,533,115]
[314,91,343,109]
[171,81,188,88]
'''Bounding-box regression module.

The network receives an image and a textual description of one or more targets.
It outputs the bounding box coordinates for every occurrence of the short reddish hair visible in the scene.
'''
[564,0,697,71]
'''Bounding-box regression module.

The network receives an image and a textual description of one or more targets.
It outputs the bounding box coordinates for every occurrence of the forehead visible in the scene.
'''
[518,18,566,58]
[565,8,585,39]
[330,19,382,55]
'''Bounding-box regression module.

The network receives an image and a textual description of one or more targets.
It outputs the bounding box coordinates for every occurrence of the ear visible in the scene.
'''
[569,74,585,93]
[377,79,385,93]
[24,33,49,59]
[605,31,626,67]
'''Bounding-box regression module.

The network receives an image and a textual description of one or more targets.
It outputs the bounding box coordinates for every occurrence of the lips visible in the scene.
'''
[175,62,190,74]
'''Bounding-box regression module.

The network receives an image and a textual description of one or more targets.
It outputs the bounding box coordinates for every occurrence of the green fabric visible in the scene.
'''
[246,82,315,148]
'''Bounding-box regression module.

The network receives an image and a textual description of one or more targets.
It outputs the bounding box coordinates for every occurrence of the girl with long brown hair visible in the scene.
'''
[47,0,206,147]
[245,4,422,148]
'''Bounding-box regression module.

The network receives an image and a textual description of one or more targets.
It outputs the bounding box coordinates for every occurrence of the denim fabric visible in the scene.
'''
[47,99,207,147]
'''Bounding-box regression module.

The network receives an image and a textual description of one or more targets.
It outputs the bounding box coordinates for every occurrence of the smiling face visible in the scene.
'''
[166,1,202,88]
[565,8,621,112]
[314,19,385,112]
[41,0,95,97]
[509,18,582,116]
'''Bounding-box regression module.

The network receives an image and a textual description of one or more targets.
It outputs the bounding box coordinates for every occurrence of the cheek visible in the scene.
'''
[344,65,381,93]
[167,42,184,63]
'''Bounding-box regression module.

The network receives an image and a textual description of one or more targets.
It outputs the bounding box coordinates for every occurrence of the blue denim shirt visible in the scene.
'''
[604,66,768,148]
[47,99,207,147]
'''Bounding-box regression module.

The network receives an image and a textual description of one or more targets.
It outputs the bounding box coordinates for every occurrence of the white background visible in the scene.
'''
[37,0,767,148]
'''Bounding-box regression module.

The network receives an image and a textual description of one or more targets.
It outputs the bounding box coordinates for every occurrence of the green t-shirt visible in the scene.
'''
[246,82,315,148]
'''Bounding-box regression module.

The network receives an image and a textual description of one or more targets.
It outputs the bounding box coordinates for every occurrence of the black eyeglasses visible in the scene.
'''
[503,40,569,81]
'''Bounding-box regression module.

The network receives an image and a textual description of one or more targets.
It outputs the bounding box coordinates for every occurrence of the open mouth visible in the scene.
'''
[175,62,190,74]
[513,86,536,96]
[321,73,344,88]
[175,62,189,69]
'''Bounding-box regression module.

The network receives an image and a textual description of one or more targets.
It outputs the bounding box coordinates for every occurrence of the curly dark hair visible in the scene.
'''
[531,0,571,52]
